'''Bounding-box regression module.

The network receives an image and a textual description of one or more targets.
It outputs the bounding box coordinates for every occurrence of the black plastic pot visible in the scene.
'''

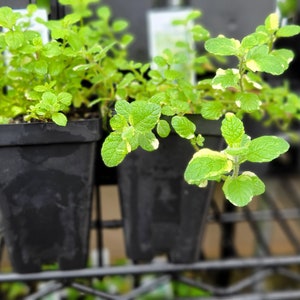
[118,116,223,263]
[0,119,101,273]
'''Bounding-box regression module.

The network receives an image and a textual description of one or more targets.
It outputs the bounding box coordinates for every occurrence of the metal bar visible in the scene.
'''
[1,256,300,283]
[123,275,171,300]
[216,199,236,287]
[90,208,300,230]
[91,220,123,229]
[279,177,300,207]
[207,208,300,223]
[71,282,123,300]
[243,206,271,255]
[264,191,300,252]
[277,267,300,282]
[194,290,300,300]
[95,185,103,267]
[24,281,64,300]
[178,269,273,296]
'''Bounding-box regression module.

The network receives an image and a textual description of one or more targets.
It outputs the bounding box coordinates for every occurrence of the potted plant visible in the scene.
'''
[101,11,300,263]
[0,0,135,273]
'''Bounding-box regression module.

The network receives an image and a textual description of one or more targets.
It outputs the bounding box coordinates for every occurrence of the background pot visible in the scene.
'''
[0,119,101,273]
[118,116,223,263]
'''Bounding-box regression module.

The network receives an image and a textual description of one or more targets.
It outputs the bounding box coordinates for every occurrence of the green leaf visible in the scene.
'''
[223,172,265,206]
[115,100,131,120]
[42,91,57,104]
[246,45,286,75]
[129,101,161,132]
[157,120,171,138]
[0,7,19,29]
[164,69,184,80]
[212,68,240,90]
[5,31,24,49]
[97,6,111,21]
[171,116,196,139]
[184,149,232,187]
[196,134,205,147]
[120,34,134,46]
[57,92,72,106]
[241,33,260,49]
[191,24,210,41]
[200,101,224,120]
[34,60,48,76]
[110,114,128,131]
[112,19,128,32]
[276,24,300,37]
[101,132,128,167]
[265,13,279,31]
[271,48,294,71]
[235,92,261,112]
[221,113,245,147]
[52,112,67,126]
[246,136,290,162]
[138,132,159,151]
[205,36,240,56]
[153,55,167,67]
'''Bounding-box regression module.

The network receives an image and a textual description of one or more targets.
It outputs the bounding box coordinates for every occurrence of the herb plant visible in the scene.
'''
[101,12,300,206]
[0,0,134,126]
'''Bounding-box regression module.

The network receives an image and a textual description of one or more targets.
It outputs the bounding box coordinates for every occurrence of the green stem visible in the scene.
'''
[232,156,240,178]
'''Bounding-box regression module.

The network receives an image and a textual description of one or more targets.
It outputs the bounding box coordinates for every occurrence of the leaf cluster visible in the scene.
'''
[101,11,300,206]
[0,0,134,125]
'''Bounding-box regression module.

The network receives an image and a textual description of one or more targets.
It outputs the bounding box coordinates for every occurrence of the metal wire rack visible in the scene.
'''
[0,172,300,299]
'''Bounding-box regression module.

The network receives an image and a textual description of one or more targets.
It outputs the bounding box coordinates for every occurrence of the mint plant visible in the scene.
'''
[101,11,300,206]
[184,113,289,206]
[0,0,134,125]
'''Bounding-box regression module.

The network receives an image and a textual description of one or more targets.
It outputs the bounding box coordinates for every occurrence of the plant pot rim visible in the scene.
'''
[0,118,102,146]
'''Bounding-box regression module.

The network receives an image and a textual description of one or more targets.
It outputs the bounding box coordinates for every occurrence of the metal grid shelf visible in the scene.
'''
[0,175,300,299]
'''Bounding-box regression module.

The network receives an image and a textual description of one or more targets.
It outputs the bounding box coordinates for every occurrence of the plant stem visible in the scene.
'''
[232,156,240,178]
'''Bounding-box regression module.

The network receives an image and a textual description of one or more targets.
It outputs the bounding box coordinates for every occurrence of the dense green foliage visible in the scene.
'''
[101,12,300,205]
[0,0,134,125]
[0,1,299,205]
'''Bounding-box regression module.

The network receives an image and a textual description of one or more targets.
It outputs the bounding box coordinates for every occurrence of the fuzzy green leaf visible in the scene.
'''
[212,68,240,90]
[138,132,159,151]
[184,149,232,187]
[34,60,48,76]
[129,101,161,132]
[221,113,245,147]
[57,92,72,106]
[164,69,184,80]
[246,45,286,75]
[112,19,128,32]
[246,136,290,162]
[154,55,167,67]
[277,24,300,37]
[115,100,131,120]
[110,114,128,131]
[0,7,18,29]
[97,6,111,20]
[157,119,171,138]
[5,31,24,49]
[171,116,196,139]
[205,36,240,56]
[223,172,265,206]
[52,112,67,126]
[265,13,279,31]
[200,101,224,120]
[235,92,261,112]
[101,132,128,167]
